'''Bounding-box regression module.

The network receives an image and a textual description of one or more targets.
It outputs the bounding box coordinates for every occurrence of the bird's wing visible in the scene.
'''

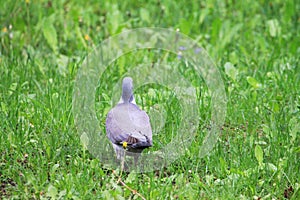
[106,103,152,145]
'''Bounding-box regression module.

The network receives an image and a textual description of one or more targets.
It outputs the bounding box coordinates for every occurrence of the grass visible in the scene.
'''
[1,0,300,199]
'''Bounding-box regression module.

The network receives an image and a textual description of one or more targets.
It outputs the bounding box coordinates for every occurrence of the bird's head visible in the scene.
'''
[121,77,134,103]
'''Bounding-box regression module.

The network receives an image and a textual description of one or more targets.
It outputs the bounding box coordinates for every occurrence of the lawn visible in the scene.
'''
[0,0,299,199]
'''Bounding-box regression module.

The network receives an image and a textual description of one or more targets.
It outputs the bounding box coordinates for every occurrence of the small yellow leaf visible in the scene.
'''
[122,142,128,149]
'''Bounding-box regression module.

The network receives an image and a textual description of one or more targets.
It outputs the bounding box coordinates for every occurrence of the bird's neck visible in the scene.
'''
[119,95,136,104]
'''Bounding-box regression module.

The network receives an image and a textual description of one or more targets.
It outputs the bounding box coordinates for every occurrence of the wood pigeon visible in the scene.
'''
[106,77,152,163]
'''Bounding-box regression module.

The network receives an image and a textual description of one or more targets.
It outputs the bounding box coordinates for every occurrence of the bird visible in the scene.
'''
[106,77,153,165]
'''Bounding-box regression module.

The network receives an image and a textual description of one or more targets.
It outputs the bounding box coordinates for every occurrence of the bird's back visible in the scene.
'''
[106,103,152,147]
